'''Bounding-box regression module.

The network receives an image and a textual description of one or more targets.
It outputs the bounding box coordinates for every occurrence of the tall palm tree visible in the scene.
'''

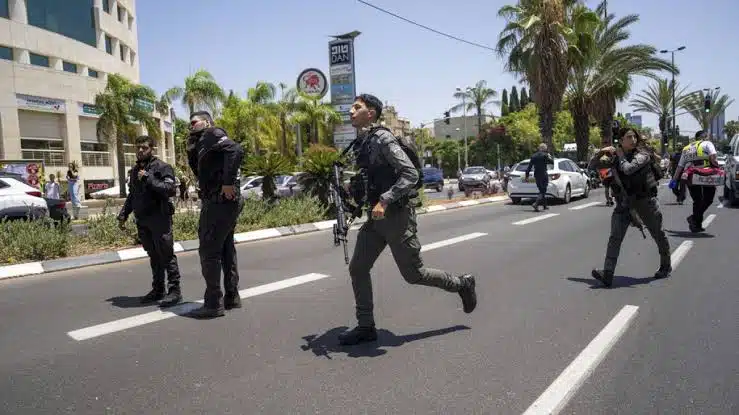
[94,74,162,197]
[450,80,498,138]
[630,78,690,143]
[497,0,599,148]
[164,69,226,117]
[680,90,734,138]
[291,93,341,145]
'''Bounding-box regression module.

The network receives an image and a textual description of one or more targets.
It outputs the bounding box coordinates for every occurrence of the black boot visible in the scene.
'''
[187,305,225,319]
[458,275,477,313]
[224,293,242,310]
[338,326,378,346]
[140,289,164,304]
[591,269,614,288]
[654,261,672,279]
[160,288,182,307]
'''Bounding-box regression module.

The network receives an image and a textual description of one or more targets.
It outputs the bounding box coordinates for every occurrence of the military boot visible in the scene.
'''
[591,269,614,288]
[187,305,225,319]
[458,275,477,313]
[224,293,242,310]
[140,289,164,304]
[654,260,672,279]
[160,288,182,307]
[338,326,378,346]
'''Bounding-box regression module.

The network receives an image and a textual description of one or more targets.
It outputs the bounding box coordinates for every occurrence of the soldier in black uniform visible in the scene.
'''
[338,94,477,346]
[117,135,182,307]
[525,143,553,211]
[186,111,245,318]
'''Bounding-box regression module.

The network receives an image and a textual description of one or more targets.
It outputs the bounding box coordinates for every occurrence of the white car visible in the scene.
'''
[0,177,49,219]
[240,175,264,199]
[507,157,590,204]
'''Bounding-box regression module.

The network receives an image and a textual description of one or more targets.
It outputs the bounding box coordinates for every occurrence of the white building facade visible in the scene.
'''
[433,115,495,141]
[0,0,174,195]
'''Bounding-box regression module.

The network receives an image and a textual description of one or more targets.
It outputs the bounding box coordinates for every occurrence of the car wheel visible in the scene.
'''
[583,181,590,198]
[563,184,571,204]
[511,197,521,204]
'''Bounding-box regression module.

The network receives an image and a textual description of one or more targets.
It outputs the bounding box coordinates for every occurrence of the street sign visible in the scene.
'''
[134,98,154,113]
[329,37,358,149]
[296,68,328,99]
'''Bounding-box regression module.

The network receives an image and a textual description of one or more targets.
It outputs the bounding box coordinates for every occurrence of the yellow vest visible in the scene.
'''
[681,140,710,167]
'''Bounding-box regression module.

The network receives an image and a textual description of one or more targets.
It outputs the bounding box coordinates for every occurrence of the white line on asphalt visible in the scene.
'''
[67,273,331,341]
[569,202,601,210]
[522,305,639,415]
[512,213,560,225]
[67,233,487,341]
[670,240,693,270]
[702,214,716,229]
[716,201,724,209]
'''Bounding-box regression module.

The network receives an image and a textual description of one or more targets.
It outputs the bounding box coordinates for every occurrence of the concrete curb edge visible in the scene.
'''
[0,195,509,280]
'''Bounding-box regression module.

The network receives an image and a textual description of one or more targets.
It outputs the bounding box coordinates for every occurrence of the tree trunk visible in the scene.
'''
[599,114,615,146]
[116,136,127,198]
[571,102,590,162]
[280,115,288,156]
[538,105,554,149]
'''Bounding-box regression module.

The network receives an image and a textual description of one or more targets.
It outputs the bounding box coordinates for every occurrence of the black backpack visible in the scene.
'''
[369,126,424,190]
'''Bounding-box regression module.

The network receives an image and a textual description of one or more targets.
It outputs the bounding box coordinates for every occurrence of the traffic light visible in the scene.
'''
[704,94,711,113]
[444,111,450,125]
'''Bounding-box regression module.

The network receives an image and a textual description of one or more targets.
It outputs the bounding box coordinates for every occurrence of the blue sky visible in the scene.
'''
[137,0,738,135]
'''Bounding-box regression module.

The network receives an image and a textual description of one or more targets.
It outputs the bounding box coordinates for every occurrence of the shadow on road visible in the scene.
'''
[665,229,715,238]
[105,295,151,308]
[567,275,656,289]
[300,325,471,359]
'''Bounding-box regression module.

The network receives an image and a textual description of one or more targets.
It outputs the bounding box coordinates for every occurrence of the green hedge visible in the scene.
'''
[0,196,329,265]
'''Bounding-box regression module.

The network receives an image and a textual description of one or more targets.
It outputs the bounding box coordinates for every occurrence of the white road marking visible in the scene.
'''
[512,213,560,225]
[117,247,148,261]
[0,262,44,280]
[701,214,716,229]
[716,201,724,209]
[569,202,601,210]
[522,305,639,415]
[67,273,331,341]
[420,232,487,252]
[68,233,487,341]
[670,240,693,270]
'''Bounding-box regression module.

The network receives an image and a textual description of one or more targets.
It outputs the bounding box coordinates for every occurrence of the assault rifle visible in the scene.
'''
[608,156,647,239]
[330,160,365,264]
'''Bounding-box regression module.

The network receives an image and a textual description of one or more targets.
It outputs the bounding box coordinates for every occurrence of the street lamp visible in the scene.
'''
[456,86,471,168]
[660,46,686,152]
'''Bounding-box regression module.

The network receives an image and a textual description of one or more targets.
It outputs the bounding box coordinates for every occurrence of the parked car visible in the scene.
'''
[458,166,491,193]
[0,177,49,220]
[422,167,444,192]
[507,157,590,204]
[240,175,264,199]
[0,173,68,222]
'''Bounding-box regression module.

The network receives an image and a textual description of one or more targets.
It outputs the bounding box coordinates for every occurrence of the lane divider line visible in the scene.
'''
[569,202,602,211]
[512,213,560,225]
[670,240,693,270]
[522,305,639,415]
[701,214,716,229]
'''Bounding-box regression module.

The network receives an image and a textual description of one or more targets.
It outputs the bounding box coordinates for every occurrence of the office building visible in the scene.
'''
[433,115,494,140]
[0,0,174,194]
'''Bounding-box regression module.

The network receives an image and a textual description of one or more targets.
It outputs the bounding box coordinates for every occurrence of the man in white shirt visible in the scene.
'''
[44,174,60,199]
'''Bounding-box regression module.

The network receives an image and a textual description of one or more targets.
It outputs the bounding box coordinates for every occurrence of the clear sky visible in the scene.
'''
[137,0,738,135]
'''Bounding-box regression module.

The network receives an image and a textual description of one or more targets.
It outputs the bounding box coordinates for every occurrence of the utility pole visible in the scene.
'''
[660,46,686,152]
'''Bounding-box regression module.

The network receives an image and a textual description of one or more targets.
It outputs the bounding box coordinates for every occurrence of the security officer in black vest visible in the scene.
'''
[591,128,671,287]
[338,93,478,346]
[118,135,182,306]
[187,111,245,318]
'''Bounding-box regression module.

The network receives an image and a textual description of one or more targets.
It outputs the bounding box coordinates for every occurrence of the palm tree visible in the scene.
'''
[164,69,226,117]
[291,93,341,145]
[680,90,734,138]
[450,80,498,138]
[94,73,162,197]
[497,0,599,149]
[630,78,690,144]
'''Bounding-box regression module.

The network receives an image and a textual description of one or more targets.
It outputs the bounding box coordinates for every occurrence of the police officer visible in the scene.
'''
[592,128,671,287]
[524,143,553,211]
[117,135,182,306]
[338,93,477,346]
[186,111,245,318]
[670,130,719,232]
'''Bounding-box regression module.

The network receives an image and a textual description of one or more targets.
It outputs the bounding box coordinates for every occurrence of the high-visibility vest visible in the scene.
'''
[681,140,711,168]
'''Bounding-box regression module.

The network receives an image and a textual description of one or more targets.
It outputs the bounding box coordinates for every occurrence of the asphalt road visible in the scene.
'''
[1,184,736,414]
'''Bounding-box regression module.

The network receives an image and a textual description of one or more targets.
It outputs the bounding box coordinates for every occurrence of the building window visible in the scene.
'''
[119,43,125,62]
[117,4,123,22]
[63,61,78,73]
[102,0,109,13]
[0,0,8,19]
[0,45,12,61]
[88,69,99,78]
[26,0,97,47]
[105,35,112,54]
[129,50,136,66]
[29,53,50,67]
[128,15,134,30]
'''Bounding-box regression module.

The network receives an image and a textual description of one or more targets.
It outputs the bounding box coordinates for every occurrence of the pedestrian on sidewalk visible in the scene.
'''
[669,130,720,232]
[117,136,182,307]
[186,111,245,319]
[44,174,60,199]
[338,93,477,346]
[524,143,553,211]
[592,128,671,287]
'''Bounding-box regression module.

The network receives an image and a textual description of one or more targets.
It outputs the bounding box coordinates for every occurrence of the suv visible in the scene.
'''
[422,167,444,192]
[458,166,491,194]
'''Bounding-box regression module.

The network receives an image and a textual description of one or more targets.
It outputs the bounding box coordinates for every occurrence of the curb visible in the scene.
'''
[0,195,509,281]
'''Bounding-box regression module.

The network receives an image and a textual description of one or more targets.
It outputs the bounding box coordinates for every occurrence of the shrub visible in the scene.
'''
[0,219,72,264]
[236,195,328,232]
[85,214,138,248]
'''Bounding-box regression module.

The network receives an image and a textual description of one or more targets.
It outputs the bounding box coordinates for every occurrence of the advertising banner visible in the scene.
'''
[329,38,357,150]
[79,102,101,117]
[0,159,45,189]
[16,94,66,113]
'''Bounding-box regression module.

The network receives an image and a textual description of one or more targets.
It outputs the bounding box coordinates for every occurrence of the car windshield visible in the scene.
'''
[463,167,486,174]
[515,163,554,172]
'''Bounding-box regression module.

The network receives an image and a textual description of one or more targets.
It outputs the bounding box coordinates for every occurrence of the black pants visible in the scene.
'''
[137,215,180,292]
[687,185,716,226]
[198,199,243,309]
[534,177,548,208]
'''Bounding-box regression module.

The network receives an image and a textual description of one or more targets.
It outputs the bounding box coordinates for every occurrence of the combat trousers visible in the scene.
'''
[348,203,463,328]
[603,196,671,273]
[198,198,244,309]
[137,215,181,293]
[687,185,716,226]
[534,177,548,208]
